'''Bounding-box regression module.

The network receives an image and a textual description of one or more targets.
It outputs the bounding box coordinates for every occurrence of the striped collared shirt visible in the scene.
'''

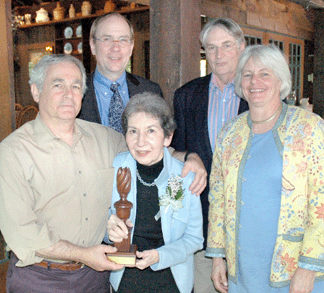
[208,73,241,151]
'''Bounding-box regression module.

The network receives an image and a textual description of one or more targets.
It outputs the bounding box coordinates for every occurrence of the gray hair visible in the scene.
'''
[234,44,292,100]
[200,18,245,48]
[29,54,87,94]
[90,12,134,42]
[122,92,176,138]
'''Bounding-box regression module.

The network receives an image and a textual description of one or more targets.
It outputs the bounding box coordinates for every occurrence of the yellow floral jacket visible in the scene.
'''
[206,104,324,287]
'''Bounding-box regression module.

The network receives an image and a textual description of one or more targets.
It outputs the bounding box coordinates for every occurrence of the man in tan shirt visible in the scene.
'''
[0,55,127,292]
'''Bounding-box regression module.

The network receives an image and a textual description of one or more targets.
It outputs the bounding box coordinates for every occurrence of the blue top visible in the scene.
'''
[93,68,129,127]
[109,148,203,293]
[229,130,324,293]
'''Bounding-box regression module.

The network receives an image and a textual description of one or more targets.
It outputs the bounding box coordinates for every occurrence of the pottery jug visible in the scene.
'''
[25,13,32,25]
[81,1,92,16]
[35,8,49,23]
[104,0,115,13]
[53,2,65,21]
[69,4,75,18]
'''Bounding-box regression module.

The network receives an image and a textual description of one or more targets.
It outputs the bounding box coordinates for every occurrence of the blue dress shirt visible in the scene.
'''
[93,69,129,127]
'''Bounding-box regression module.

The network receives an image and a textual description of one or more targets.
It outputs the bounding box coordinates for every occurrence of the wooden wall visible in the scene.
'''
[0,0,15,141]
[14,26,55,107]
[201,0,313,40]
[13,7,150,107]
[0,2,12,288]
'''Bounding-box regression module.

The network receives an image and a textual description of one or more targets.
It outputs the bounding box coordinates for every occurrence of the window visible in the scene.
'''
[269,39,284,52]
[200,49,207,77]
[245,36,262,46]
[289,43,302,99]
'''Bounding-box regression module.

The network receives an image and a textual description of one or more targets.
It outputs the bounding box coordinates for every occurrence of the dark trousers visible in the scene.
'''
[7,254,110,293]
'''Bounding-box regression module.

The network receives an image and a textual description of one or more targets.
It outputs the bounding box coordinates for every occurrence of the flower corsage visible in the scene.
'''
[159,174,185,213]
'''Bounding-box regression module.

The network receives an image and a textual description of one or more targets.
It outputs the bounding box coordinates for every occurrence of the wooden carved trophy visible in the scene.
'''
[107,167,137,265]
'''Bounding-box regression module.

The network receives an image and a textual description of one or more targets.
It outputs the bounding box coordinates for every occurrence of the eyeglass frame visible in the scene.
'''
[93,36,134,48]
[204,41,238,54]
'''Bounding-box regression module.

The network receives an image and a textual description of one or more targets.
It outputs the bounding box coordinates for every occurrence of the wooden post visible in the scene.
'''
[150,0,201,107]
[313,9,324,118]
[0,0,15,140]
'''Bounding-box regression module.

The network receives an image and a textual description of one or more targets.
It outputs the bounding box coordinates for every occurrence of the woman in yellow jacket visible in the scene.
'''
[206,45,324,293]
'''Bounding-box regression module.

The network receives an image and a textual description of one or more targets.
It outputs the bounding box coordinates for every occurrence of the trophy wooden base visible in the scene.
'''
[107,244,138,265]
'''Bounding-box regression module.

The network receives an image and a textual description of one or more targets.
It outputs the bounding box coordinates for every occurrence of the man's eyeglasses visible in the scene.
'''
[93,36,133,48]
[205,42,236,54]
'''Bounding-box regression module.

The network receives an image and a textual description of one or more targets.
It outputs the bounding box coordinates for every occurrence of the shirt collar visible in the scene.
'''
[210,73,234,89]
[33,114,89,146]
[94,68,127,88]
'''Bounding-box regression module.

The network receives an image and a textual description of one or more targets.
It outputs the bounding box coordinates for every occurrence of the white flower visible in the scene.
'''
[159,175,184,212]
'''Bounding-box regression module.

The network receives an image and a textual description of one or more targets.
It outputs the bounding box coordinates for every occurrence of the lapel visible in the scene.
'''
[191,74,213,156]
[155,148,188,245]
[126,72,140,98]
[238,98,249,114]
[79,73,102,124]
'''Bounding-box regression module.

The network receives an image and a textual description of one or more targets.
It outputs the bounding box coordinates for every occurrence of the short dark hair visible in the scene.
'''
[122,92,176,138]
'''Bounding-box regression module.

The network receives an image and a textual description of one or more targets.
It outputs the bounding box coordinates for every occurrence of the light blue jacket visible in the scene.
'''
[109,147,203,293]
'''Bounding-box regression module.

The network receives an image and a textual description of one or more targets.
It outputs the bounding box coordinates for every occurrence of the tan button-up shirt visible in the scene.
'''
[0,115,127,266]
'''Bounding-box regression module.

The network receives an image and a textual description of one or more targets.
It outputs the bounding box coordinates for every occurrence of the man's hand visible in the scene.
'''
[107,214,133,242]
[134,249,159,270]
[182,153,207,196]
[289,268,316,293]
[81,244,124,271]
[211,257,228,293]
[36,240,124,272]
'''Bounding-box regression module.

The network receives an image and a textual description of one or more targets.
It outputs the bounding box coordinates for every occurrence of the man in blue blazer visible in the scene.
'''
[172,18,249,293]
[78,13,163,127]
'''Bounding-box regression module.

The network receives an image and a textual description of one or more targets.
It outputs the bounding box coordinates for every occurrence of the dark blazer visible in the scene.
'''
[78,71,163,124]
[171,74,249,248]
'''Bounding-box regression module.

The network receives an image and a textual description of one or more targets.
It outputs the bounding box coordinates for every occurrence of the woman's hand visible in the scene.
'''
[211,257,228,293]
[134,249,159,270]
[289,268,316,293]
[107,214,133,242]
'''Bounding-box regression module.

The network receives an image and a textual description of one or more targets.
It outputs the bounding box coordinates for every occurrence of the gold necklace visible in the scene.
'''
[251,105,282,124]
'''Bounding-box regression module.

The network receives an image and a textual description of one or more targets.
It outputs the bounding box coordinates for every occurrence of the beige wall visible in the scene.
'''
[0,0,14,141]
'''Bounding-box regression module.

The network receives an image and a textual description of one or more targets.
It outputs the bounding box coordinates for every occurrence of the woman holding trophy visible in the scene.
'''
[107,92,203,293]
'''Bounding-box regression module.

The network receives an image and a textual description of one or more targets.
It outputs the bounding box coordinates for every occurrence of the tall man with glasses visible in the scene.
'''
[171,18,248,293]
[79,12,209,199]
[78,12,163,132]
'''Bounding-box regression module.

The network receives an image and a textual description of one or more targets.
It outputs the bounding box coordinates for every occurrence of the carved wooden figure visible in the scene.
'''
[107,167,137,265]
[114,167,133,252]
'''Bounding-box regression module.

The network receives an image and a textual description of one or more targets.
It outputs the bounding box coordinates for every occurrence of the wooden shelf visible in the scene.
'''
[14,4,150,74]
[17,6,149,29]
